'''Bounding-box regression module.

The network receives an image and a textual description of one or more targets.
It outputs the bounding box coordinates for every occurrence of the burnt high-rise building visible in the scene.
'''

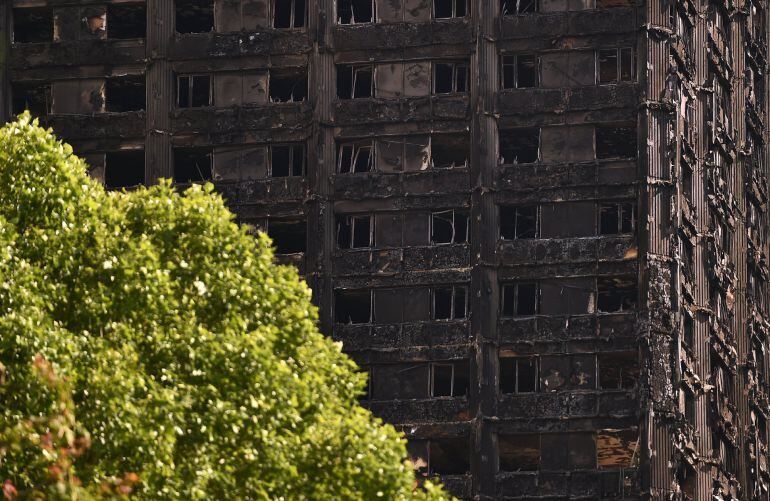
[1,0,769,498]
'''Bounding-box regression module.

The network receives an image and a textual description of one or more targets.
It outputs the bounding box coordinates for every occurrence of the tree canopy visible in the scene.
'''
[0,113,449,500]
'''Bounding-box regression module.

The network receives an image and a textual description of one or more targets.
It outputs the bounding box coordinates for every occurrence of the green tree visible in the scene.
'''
[0,113,450,500]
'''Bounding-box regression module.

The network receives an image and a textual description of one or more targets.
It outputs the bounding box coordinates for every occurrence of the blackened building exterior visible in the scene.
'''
[2,0,769,498]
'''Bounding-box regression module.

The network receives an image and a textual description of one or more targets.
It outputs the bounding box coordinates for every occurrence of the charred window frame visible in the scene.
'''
[105,75,146,112]
[748,269,766,313]
[337,140,374,173]
[337,0,376,24]
[12,7,54,43]
[683,312,694,348]
[501,0,538,15]
[709,71,732,133]
[105,150,146,190]
[500,205,539,240]
[335,289,374,324]
[753,336,766,383]
[177,74,212,108]
[173,146,213,183]
[597,47,636,84]
[431,133,470,169]
[12,82,52,117]
[337,65,374,99]
[431,210,469,244]
[681,239,695,280]
[682,161,694,203]
[427,438,471,475]
[595,124,637,159]
[501,282,540,317]
[432,286,467,321]
[175,0,215,34]
[274,0,307,28]
[597,276,637,313]
[599,202,635,235]
[433,61,470,94]
[670,5,694,58]
[434,0,468,18]
[269,144,306,177]
[747,197,765,244]
[431,361,469,397]
[501,54,539,89]
[499,128,540,164]
[711,212,732,254]
[107,3,147,39]
[500,357,538,394]
[336,214,375,249]
[597,352,639,390]
[269,69,308,103]
[498,434,540,472]
[266,219,307,255]
[681,387,696,425]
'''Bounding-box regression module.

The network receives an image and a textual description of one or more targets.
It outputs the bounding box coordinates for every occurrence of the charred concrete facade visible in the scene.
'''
[2,0,770,499]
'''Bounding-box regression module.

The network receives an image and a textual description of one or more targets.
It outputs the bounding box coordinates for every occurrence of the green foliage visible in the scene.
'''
[0,113,451,500]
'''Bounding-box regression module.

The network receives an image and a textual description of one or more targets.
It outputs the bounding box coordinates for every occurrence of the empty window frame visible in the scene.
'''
[429,439,471,475]
[269,144,306,177]
[431,210,469,244]
[597,48,636,84]
[500,357,538,394]
[598,352,639,390]
[337,0,376,24]
[107,3,147,39]
[177,75,212,108]
[431,361,470,397]
[267,220,307,254]
[433,286,467,320]
[431,134,470,169]
[502,55,538,89]
[269,70,308,103]
[501,0,538,15]
[105,150,145,189]
[12,82,52,116]
[105,75,146,112]
[597,277,637,313]
[337,140,374,173]
[501,282,540,317]
[274,0,306,28]
[500,128,540,164]
[335,289,374,324]
[337,65,374,99]
[599,202,635,235]
[336,214,374,249]
[499,434,540,472]
[175,0,214,34]
[500,205,538,239]
[434,62,470,94]
[173,147,213,183]
[435,0,468,18]
[596,124,637,159]
[13,8,54,43]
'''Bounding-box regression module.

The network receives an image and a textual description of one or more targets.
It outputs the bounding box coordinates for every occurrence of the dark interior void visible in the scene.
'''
[269,71,308,103]
[108,3,147,39]
[13,8,53,43]
[501,282,539,316]
[335,290,372,324]
[501,0,538,15]
[500,357,538,394]
[12,82,51,117]
[432,134,470,168]
[173,147,212,183]
[270,144,305,177]
[433,286,467,319]
[274,0,306,28]
[337,0,374,24]
[500,205,538,239]
[267,220,306,254]
[337,65,373,99]
[106,75,146,112]
[596,124,637,159]
[336,215,372,248]
[432,360,469,397]
[435,0,467,18]
[338,141,373,173]
[500,128,540,164]
[105,151,145,189]
[175,0,214,34]
[178,75,212,108]
[499,434,540,471]
[598,352,639,390]
[597,276,637,312]
[431,210,469,244]
[430,438,470,475]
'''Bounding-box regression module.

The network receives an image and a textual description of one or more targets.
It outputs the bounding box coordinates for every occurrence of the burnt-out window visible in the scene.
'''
[269,70,308,103]
[598,352,639,389]
[173,147,213,183]
[435,0,468,18]
[501,0,538,14]
[106,75,146,112]
[499,434,540,472]
[502,282,540,317]
[500,128,540,164]
[596,124,637,159]
[500,205,538,239]
[337,140,374,173]
[598,48,636,83]
[500,357,538,393]
[337,0,375,24]
[337,214,374,249]
[337,65,374,99]
[107,3,147,39]
[274,0,306,28]
[335,290,373,324]
[433,286,467,320]
[431,210,469,244]
[431,134,470,168]
[12,82,52,117]
[597,277,637,313]
[105,150,145,189]
[270,144,305,177]
[267,220,306,254]
[431,360,470,397]
[502,55,538,89]
[430,438,470,475]
[683,313,694,347]
[177,75,212,108]
[682,388,695,425]
[682,162,694,202]
[434,62,470,94]
[175,0,214,33]
[599,202,635,235]
[13,8,54,43]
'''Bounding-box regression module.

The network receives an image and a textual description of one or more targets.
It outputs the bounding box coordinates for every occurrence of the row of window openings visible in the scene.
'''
[13,4,146,43]
[500,125,637,164]
[12,77,146,116]
[337,286,468,324]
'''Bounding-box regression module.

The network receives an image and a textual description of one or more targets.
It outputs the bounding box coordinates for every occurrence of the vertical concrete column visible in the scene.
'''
[145,0,174,183]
